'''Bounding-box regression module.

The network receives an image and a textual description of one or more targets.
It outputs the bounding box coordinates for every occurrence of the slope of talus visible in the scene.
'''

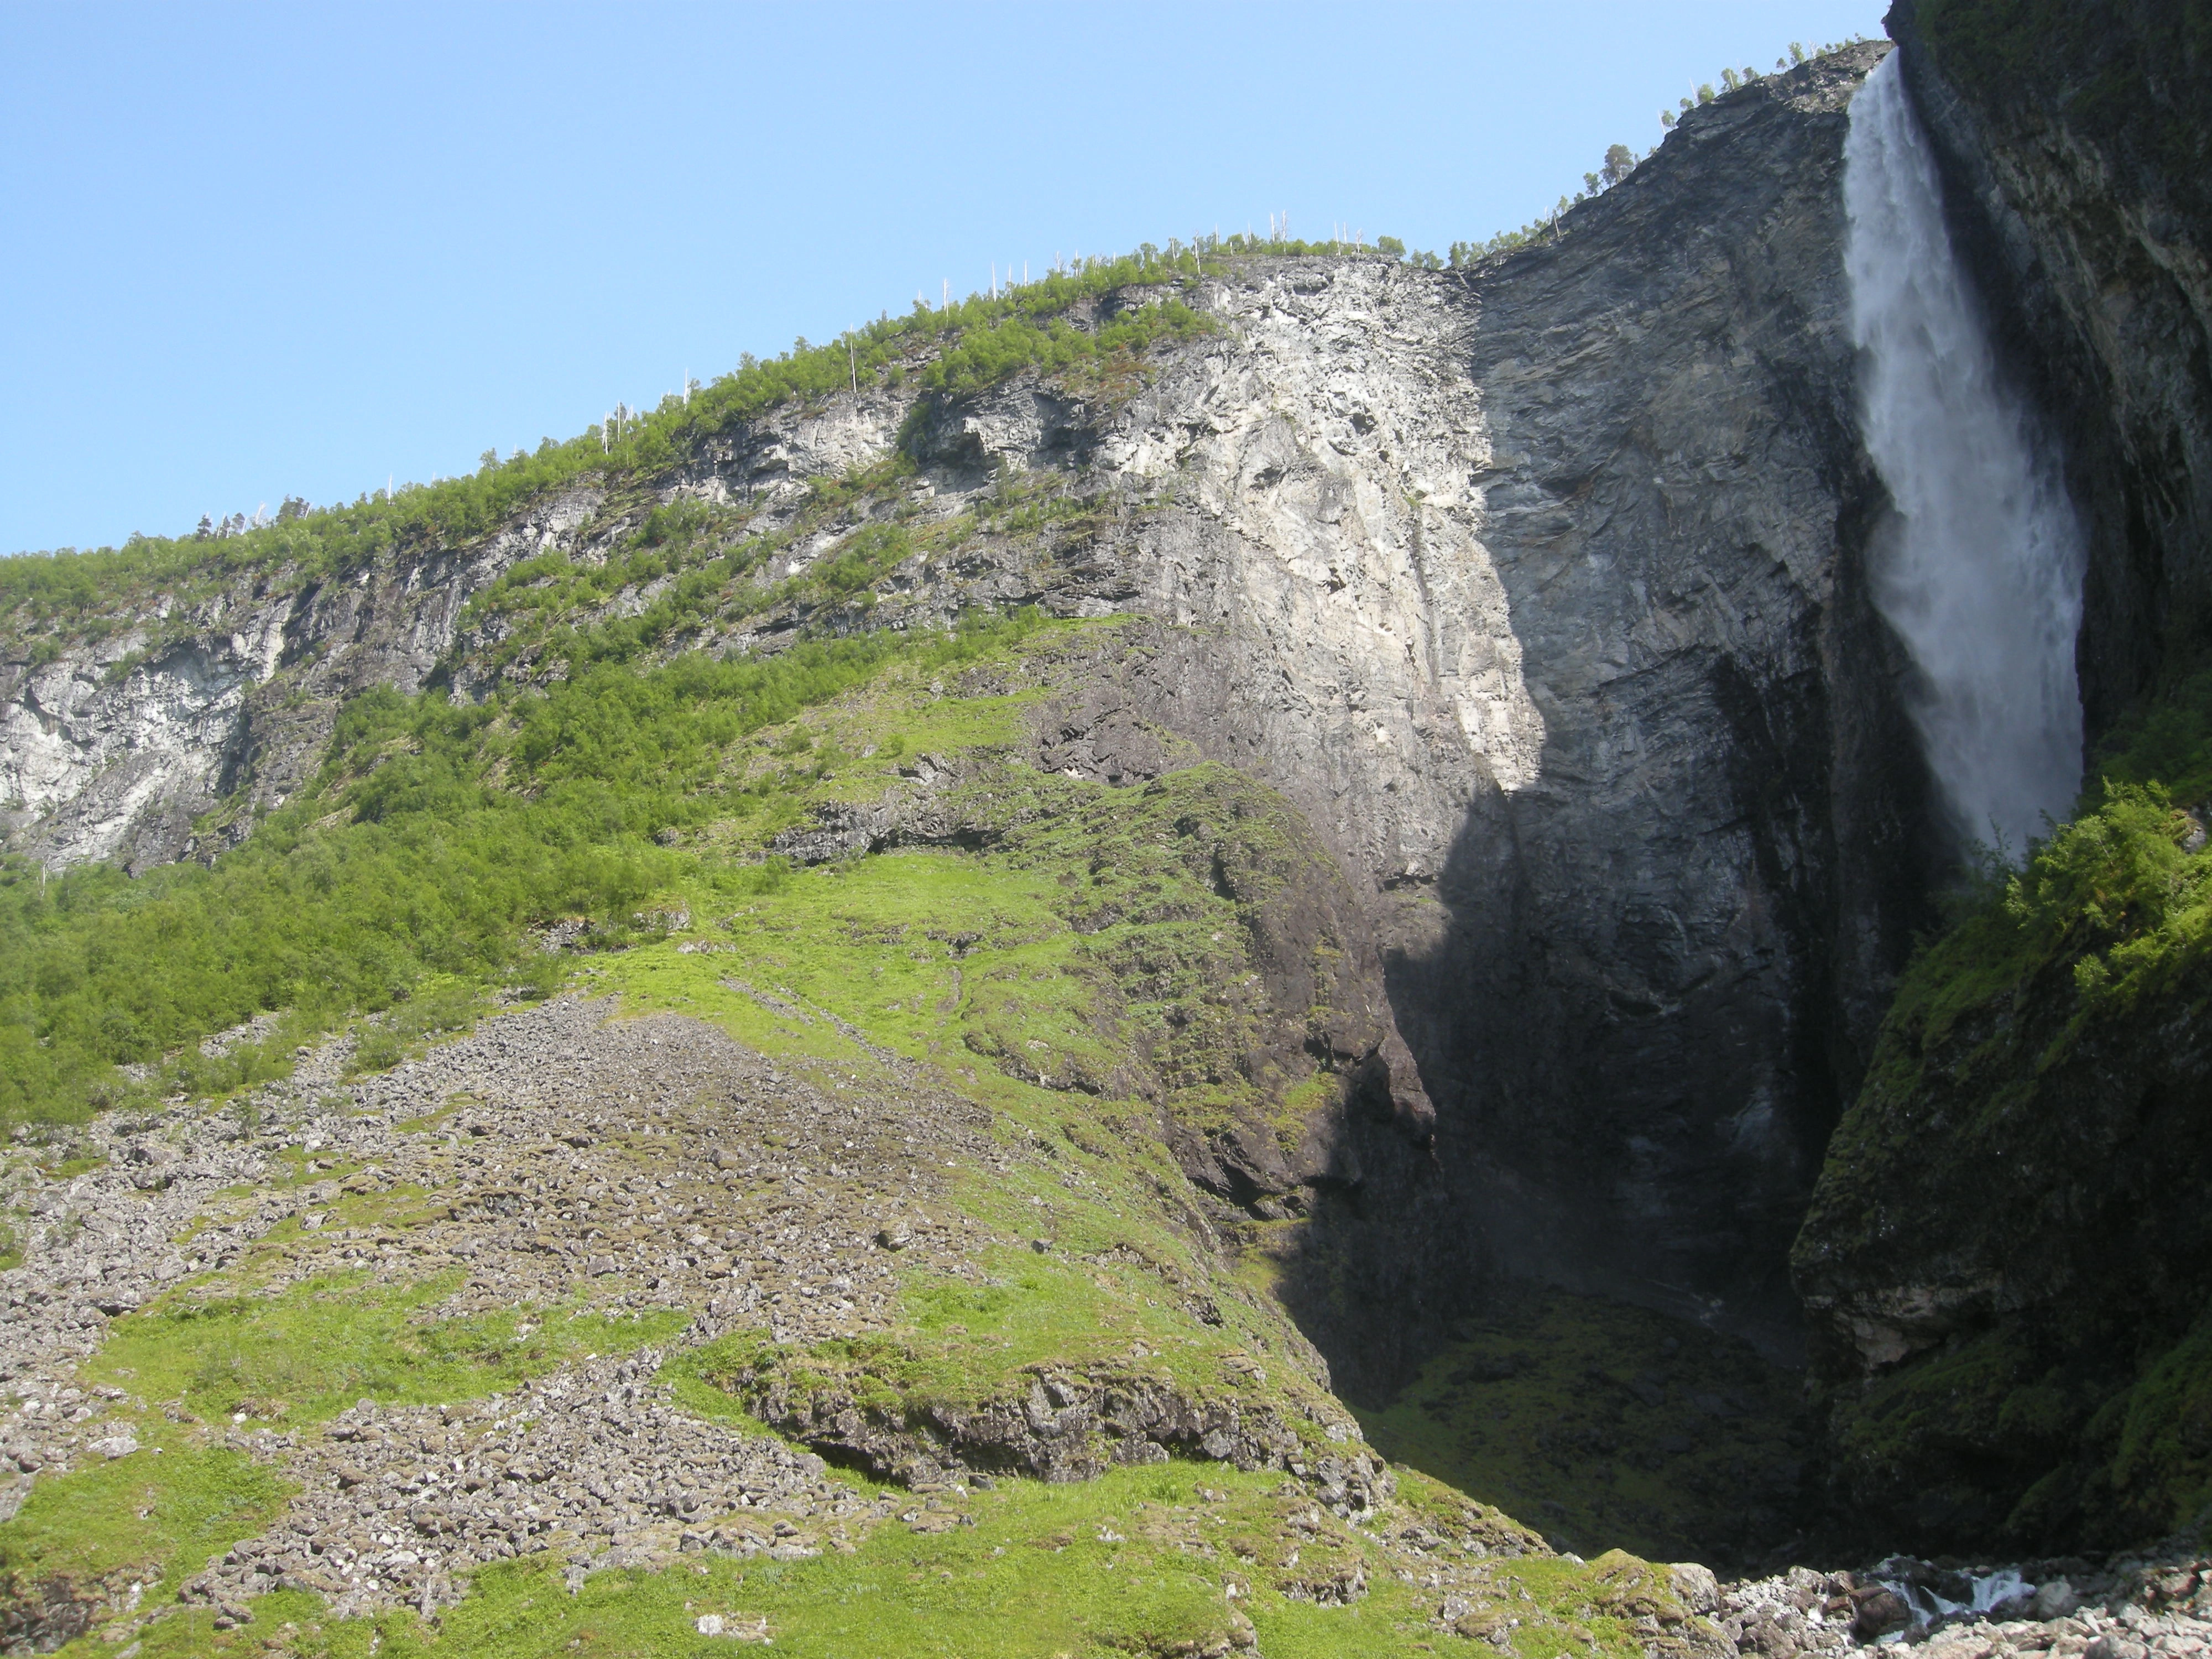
[0,41,1952,1639]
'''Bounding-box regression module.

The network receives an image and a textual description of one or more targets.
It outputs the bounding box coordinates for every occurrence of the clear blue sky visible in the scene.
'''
[1,1,1887,556]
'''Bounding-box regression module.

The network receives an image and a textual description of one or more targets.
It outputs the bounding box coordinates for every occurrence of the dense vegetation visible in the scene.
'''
[0,612,1043,1130]
[1865,665,2212,1104]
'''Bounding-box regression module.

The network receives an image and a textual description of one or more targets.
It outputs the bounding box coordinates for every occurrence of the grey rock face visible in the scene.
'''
[1395,43,1926,1362]
[1,630,281,873]
[0,483,599,872]
[1889,0,2212,732]
[0,46,1918,1383]
[948,44,1918,1372]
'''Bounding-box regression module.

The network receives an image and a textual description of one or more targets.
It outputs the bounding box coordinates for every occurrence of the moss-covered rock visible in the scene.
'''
[1795,670,2212,1552]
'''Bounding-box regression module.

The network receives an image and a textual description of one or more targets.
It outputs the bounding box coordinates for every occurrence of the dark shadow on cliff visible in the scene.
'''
[1267,41,1949,1567]
[1354,1284,1814,1576]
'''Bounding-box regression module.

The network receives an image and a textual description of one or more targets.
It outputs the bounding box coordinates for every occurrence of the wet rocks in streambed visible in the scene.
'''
[1718,1546,2212,1657]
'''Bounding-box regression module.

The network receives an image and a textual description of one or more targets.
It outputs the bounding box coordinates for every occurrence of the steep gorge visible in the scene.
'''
[1,13,2209,1653]
[2,45,1918,1394]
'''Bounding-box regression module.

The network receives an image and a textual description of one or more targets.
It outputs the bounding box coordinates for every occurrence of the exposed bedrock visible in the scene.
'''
[0,48,1931,1404]
[0,485,607,873]
[1791,0,2212,1556]
[1376,41,1926,1376]
[874,43,1923,1387]
[1038,41,1924,1384]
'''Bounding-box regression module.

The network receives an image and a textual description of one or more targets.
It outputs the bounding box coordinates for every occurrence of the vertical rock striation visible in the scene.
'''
[1363,42,1921,1376]
[1,48,1922,1406]
[1793,0,2212,1557]
[878,45,1917,1386]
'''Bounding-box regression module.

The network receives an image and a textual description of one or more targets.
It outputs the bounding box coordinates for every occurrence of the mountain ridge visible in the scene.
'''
[6,24,2212,1657]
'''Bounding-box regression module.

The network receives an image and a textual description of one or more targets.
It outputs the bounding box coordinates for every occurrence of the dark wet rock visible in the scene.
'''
[1791,2,2212,1564]
[1850,1585,1911,1640]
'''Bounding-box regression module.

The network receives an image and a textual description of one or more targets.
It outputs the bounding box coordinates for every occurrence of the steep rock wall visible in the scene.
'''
[1793,0,2212,1556]
[1,46,1920,1396]
[1392,44,1923,1366]
[1012,44,1917,1374]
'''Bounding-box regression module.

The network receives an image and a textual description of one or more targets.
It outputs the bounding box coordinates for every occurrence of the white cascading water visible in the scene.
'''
[1844,53,2086,857]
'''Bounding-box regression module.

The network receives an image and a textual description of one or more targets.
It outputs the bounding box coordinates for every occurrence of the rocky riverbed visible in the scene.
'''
[1716,1550,2212,1657]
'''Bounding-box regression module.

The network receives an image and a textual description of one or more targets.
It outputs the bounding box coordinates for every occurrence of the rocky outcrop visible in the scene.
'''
[730,1353,1395,1510]
[1788,1,2212,1560]
[0,484,604,872]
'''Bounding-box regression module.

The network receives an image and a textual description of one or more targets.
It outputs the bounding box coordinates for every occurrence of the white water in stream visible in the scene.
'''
[1844,54,2085,857]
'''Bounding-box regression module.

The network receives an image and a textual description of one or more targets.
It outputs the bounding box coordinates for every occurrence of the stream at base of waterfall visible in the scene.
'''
[1716,1546,2212,1656]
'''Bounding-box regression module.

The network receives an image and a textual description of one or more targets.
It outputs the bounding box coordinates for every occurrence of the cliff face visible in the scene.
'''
[1886,0,2212,731]
[0,487,602,874]
[1380,42,1924,1369]
[0,49,1911,1400]
[1792,0,2212,1556]
[867,44,1917,1386]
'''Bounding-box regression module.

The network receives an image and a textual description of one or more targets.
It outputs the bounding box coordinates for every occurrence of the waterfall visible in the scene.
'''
[1844,53,2085,858]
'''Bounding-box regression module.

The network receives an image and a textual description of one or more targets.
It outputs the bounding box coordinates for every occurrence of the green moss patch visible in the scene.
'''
[1359,1287,1804,1571]
[0,1439,289,1642]
[87,1274,685,1430]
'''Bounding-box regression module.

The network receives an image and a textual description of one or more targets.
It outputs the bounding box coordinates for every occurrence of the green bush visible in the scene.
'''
[1870,666,2212,1098]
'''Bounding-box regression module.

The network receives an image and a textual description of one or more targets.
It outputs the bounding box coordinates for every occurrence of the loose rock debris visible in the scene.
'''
[0,996,999,1624]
